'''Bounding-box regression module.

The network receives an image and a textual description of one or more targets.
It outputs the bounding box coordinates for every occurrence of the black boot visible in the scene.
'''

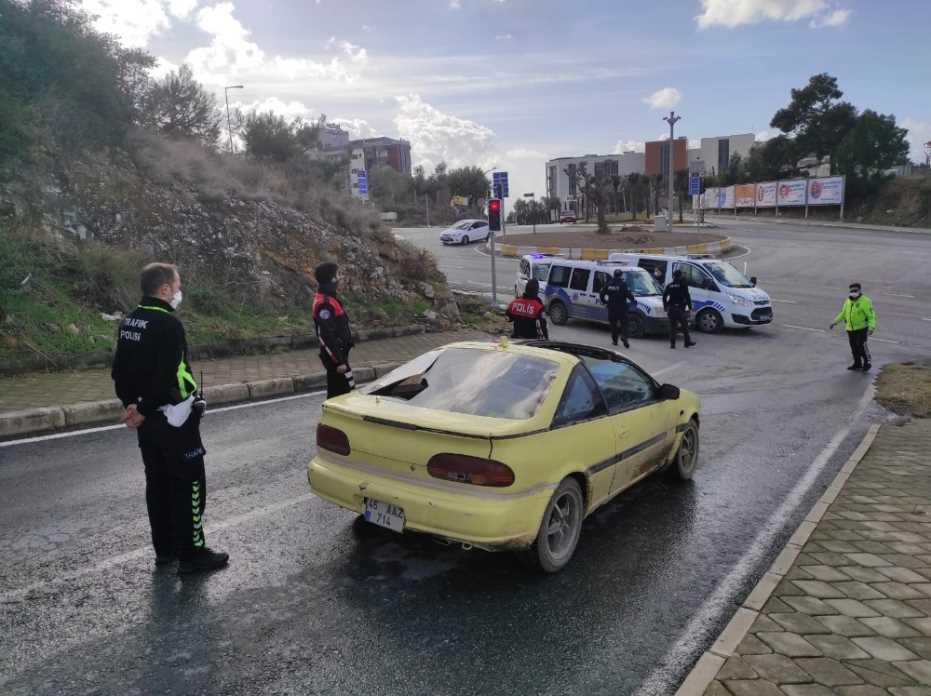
[623,339,630,349]
[178,548,230,575]
[847,363,861,371]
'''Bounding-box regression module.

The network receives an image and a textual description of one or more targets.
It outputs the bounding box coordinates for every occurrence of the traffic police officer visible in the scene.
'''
[313,262,355,398]
[830,282,877,372]
[111,263,229,575]
[663,269,696,349]
[599,268,633,348]
[506,278,549,339]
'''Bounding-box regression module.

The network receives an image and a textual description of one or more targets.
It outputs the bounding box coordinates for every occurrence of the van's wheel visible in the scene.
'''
[461,235,470,245]
[627,315,645,338]
[696,308,723,333]
[519,478,584,573]
[548,301,568,325]
[667,419,699,481]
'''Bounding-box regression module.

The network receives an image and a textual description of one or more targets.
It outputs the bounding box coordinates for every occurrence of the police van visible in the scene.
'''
[518,255,669,337]
[608,252,773,333]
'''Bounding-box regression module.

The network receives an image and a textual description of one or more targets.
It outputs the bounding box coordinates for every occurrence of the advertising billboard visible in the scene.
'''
[704,187,718,209]
[777,179,807,207]
[735,184,756,208]
[756,181,777,208]
[722,186,735,209]
[807,176,845,206]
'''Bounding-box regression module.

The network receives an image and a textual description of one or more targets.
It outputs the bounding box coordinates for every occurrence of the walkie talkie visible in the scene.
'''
[193,369,207,418]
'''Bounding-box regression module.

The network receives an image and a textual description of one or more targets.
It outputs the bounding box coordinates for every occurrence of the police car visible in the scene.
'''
[609,253,773,333]
[518,255,669,337]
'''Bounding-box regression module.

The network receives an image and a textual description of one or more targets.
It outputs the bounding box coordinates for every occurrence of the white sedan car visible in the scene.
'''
[440,219,491,245]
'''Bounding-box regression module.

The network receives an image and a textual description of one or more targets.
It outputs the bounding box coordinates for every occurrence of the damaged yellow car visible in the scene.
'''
[308,340,700,573]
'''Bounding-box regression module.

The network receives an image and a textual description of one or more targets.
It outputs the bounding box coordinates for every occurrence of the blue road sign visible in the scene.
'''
[492,171,509,198]
[688,174,701,196]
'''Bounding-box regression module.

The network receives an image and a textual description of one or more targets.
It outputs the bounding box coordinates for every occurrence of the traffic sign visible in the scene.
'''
[688,174,701,196]
[357,171,368,194]
[492,171,509,198]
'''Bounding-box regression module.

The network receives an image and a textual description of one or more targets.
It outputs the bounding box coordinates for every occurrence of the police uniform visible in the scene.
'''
[599,272,633,348]
[506,289,548,340]
[111,297,212,566]
[663,276,695,349]
[313,291,355,398]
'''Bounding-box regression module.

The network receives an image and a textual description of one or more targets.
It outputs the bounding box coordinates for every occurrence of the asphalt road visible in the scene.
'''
[1,220,929,695]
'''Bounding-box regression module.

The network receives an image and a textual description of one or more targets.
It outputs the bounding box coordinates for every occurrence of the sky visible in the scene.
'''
[80,0,931,200]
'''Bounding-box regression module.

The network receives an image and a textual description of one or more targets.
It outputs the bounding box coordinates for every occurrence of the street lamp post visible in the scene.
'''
[663,110,681,233]
[224,85,244,153]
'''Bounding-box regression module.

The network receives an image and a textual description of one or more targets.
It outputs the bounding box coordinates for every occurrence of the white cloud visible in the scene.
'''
[696,0,851,29]
[79,0,171,47]
[394,94,495,171]
[614,140,645,154]
[150,57,180,80]
[330,117,378,139]
[169,0,199,18]
[903,117,931,164]
[496,33,514,40]
[233,97,315,120]
[643,87,682,110]
[449,0,461,8]
[755,128,779,142]
[362,24,374,33]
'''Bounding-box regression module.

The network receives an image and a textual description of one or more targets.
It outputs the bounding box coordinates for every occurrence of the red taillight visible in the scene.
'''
[317,424,350,456]
[427,454,515,487]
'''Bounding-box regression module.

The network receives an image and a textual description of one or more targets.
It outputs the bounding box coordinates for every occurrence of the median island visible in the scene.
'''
[500,227,726,250]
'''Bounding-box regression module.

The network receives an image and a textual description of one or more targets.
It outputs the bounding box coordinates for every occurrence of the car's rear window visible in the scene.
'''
[362,348,559,420]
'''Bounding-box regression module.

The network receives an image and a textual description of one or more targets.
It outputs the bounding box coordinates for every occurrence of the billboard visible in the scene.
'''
[777,179,807,207]
[722,186,735,209]
[807,176,845,206]
[703,187,718,209]
[349,148,368,201]
[735,184,756,208]
[756,181,777,208]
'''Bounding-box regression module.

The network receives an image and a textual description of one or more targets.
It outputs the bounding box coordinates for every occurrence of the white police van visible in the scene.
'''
[517,256,669,337]
[609,252,773,333]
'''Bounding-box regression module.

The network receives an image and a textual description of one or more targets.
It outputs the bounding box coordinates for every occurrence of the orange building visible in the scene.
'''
[645,137,688,177]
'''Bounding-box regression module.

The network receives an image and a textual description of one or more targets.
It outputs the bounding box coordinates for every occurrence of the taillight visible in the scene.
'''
[427,454,515,487]
[317,424,350,456]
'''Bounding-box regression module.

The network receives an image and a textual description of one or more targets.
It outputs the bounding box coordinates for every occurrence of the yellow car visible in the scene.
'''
[308,340,700,572]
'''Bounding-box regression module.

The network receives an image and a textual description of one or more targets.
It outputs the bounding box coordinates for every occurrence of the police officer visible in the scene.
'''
[506,278,549,339]
[599,269,632,348]
[830,282,877,372]
[111,263,229,575]
[663,269,696,349]
[313,262,355,398]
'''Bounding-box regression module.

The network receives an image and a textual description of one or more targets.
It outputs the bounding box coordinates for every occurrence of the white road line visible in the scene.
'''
[885,292,915,299]
[633,383,876,696]
[652,362,684,378]
[0,391,327,449]
[870,337,901,345]
[783,324,826,333]
[771,299,798,304]
[0,493,314,604]
[923,318,931,323]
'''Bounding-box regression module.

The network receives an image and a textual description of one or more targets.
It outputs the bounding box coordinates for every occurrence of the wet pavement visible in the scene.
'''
[1,221,930,694]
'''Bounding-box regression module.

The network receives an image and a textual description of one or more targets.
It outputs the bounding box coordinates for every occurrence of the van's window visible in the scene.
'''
[549,265,572,287]
[676,263,712,290]
[626,269,662,296]
[583,357,656,412]
[570,268,591,291]
[533,263,551,282]
[363,348,559,420]
[638,259,667,276]
[704,261,753,288]
[553,367,606,427]
[593,271,609,295]
[520,259,531,277]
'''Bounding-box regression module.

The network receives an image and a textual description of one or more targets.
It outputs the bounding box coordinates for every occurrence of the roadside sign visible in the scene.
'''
[492,171,509,198]
[689,174,701,195]
[689,160,706,175]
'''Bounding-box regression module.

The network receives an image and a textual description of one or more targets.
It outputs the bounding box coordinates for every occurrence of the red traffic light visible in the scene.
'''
[489,199,501,212]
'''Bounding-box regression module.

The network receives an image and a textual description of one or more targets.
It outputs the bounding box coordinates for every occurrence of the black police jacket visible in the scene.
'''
[599,278,634,312]
[313,292,353,365]
[111,297,197,416]
[663,280,692,311]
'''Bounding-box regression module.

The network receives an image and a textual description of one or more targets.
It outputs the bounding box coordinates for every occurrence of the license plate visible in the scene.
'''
[363,498,405,533]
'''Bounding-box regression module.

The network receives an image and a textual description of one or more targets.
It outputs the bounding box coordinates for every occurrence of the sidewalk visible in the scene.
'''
[682,419,931,696]
[0,329,487,436]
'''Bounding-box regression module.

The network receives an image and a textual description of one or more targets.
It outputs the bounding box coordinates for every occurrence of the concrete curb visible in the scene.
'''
[673,422,882,696]
[0,361,402,440]
[486,237,733,260]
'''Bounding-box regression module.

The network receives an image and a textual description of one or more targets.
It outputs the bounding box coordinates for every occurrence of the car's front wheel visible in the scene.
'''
[627,314,645,338]
[548,300,568,325]
[696,308,723,333]
[521,478,584,573]
[461,235,470,245]
[667,419,699,480]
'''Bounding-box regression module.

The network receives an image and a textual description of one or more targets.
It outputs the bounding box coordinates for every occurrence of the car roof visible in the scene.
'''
[445,340,635,367]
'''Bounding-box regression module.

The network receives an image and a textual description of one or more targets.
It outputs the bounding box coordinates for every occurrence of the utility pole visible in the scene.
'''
[224,84,244,153]
[663,110,681,233]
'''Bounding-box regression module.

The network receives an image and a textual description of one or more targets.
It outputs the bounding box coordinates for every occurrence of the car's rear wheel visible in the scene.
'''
[461,235,470,245]
[667,419,699,481]
[696,308,723,333]
[521,478,584,573]
[627,314,645,338]
[548,300,568,325]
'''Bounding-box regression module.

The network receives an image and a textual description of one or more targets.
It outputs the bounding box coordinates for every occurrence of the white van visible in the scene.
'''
[608,253,773,333]
[516,253,558,297]
[527,258,669,337]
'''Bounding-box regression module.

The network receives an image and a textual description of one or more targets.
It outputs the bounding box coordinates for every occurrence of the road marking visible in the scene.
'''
[885,292,915,298]
[0,493,315,604]
[633,383,876,696]
[0,391,327,449]
[923,318,931,323]
[652,362,684,378]
[870,337,900,345]
[783,324,826,333]
[771,299,798,304]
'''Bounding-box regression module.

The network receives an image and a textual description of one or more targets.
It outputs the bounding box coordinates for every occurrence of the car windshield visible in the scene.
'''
[453,222,472,230]
[704,261,753,288]
[625,269,662,296]
[533,263,551,282]
[361,347,559,420]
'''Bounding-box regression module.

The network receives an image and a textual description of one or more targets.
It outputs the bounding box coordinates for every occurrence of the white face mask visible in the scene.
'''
[170,290,183,309]
[849,291,861,300]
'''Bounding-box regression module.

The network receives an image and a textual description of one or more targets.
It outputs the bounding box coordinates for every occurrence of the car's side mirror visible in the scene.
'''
[658,383,680,400]
[750,276,758,287]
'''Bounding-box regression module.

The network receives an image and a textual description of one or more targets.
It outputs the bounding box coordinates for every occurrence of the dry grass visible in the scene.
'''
[876,363,931,418]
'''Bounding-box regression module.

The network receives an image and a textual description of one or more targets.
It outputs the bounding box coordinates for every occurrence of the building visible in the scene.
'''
[318,123,349,150]
[348,137,412,176]
[545,152,645,204]
[645,138,688,176]
[696,133,755,177]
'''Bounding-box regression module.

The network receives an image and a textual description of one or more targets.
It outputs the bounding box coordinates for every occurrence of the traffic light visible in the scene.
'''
[488,198,502,232]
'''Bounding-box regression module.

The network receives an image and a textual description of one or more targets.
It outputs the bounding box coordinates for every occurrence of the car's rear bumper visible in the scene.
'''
[308,455,552,551]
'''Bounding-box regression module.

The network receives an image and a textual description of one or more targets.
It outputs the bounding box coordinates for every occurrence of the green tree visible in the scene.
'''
[141,65,221,145]
[770,73,857,167]
[834,110,910,191]
[447,166,490,205]
[369,165,413,208]
[242,111,300,162]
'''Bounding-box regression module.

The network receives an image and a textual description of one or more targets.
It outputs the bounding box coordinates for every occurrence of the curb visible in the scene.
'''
[0,361,402,441]
[673,422,882,696]
[486,237,733,260]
